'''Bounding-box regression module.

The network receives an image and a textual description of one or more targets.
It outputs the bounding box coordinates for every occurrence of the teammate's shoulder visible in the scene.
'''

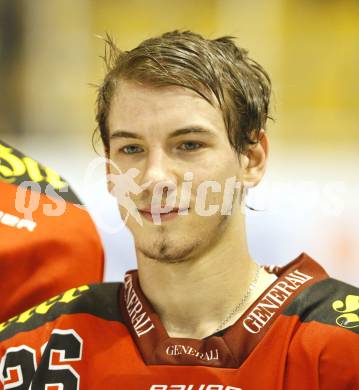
[283,277,359,334]
[0,282,124,342]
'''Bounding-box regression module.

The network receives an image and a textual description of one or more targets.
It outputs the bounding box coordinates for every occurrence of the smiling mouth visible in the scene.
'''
[139,208,189,222]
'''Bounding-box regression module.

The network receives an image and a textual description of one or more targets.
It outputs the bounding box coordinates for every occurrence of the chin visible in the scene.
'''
[138,241,199,263]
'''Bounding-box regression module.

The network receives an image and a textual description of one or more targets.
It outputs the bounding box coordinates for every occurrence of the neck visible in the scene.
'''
[137,212,264,339]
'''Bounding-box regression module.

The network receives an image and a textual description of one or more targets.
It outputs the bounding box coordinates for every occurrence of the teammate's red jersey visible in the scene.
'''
[0,140,104,322]
[0,253,358,389]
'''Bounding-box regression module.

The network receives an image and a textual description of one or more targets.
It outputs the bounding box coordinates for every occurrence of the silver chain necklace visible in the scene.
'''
[215,264,261,332]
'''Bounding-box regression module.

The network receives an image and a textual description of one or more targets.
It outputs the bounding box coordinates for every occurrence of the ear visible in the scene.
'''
[240,129,269,188]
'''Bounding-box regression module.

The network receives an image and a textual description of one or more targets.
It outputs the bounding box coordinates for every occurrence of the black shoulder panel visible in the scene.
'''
[0,282,124,342]
[283,278,359,335]
[0,139,82,205]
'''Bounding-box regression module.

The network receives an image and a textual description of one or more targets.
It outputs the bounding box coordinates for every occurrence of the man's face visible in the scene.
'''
[107,80,247,263]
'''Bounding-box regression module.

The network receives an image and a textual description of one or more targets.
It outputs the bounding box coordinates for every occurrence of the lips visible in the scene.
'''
[139,207,184,215]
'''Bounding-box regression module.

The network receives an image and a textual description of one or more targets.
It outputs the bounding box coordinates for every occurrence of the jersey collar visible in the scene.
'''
[119,252,328,367]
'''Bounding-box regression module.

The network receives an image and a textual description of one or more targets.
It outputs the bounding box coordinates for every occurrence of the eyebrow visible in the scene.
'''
[109,127,217,140]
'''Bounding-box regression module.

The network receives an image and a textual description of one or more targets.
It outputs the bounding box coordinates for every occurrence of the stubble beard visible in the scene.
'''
[135,213,229,264]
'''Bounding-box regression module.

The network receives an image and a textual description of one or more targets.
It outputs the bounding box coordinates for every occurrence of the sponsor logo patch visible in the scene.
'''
[0,142,67,189]
[124,274,155,337]
[242,269,313,334]
[149,386,242,390]
[165,344,219,361]
[332,294,359,329]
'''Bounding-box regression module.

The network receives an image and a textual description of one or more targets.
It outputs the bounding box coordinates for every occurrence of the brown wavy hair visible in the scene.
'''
[94,30,272,156]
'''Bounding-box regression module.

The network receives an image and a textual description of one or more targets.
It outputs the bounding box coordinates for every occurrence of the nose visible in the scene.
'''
[141,149,177,202]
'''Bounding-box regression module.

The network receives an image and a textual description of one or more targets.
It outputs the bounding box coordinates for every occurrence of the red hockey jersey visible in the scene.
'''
[0,253,358,389]
[0,139,104,322]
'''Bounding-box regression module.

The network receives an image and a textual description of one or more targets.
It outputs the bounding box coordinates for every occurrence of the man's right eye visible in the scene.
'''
[120,145,144,154]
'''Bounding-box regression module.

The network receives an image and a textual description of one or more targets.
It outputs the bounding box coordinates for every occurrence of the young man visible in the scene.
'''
[0,31,358,389]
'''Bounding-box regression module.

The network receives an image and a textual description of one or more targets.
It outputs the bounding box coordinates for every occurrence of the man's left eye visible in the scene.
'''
[178,142,203,151]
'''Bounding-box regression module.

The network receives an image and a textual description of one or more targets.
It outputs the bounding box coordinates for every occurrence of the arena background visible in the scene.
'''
[0,0,358,285]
